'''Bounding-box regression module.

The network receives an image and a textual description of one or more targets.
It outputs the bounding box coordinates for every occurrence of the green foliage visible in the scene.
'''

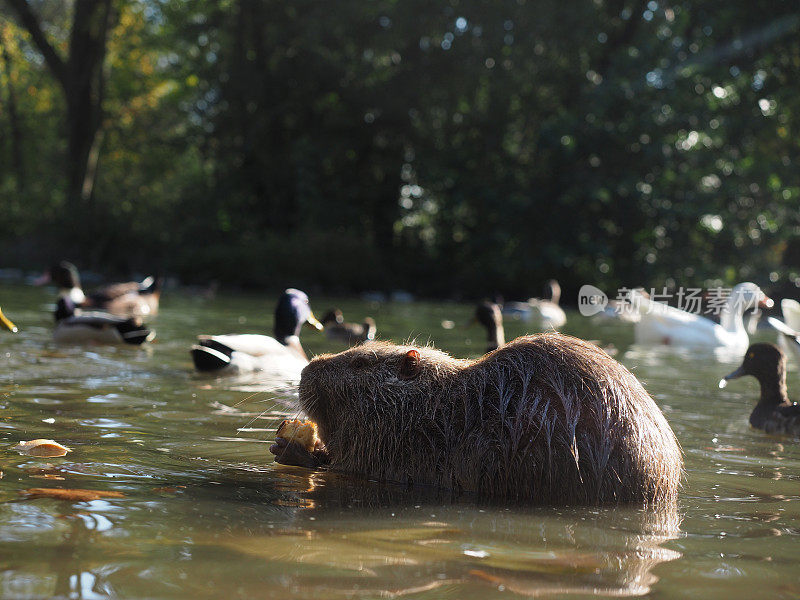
[0,0,798,298]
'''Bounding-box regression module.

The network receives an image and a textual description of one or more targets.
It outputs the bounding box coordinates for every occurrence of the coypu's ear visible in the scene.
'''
[399,349,421,379]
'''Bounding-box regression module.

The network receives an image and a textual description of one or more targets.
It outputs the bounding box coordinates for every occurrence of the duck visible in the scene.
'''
[767,300,800,363]
[502,280,567,329]
[593,292,645,324]
[319,309,376,345]
[782,298,800,331]
[474,301,505,353]
[0,307,18,333]
[719,343,800,436]
[190,288,323,376]
[53,297,154,345]
[39,261,161,318]
[631,282,772,350]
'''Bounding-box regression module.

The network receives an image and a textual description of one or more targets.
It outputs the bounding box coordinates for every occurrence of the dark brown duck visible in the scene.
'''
[474,301,505,353]
[271,333,682,505]
[320,309,376,345]
[720,343,800,436]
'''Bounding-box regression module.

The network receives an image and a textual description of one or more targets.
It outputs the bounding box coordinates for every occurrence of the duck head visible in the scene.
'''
[274,288,323,343]
[728,282,773,312]
[37,261,86,304]
[545,280,561,305]
[320,309,344,326]
[475,301,504,352]
[720,343,788,404]
[49,261,81,290]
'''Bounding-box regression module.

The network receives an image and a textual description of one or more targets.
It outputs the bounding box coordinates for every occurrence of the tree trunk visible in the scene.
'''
[0,25,25,191]
[65,0,113,210]
[5,0,114,245]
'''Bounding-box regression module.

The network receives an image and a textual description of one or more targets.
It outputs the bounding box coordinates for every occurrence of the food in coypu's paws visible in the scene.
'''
[13,439,71,458]
[276,419,319,451]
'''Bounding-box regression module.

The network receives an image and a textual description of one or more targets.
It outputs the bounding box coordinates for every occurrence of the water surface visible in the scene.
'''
[1,284,799,599]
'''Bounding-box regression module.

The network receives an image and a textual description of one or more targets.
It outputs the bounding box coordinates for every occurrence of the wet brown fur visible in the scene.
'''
[298,333,682,505]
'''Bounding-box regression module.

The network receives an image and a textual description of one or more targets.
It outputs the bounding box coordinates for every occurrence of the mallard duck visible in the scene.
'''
[39,261,160,317]
[190,288,323,376]
[719,343,800,436]
[474,301,505,353]
[631,282,772,350]
[502,280,567,329]
[53,298,154,345]
[0,307,18,332]
[320,309,376,345]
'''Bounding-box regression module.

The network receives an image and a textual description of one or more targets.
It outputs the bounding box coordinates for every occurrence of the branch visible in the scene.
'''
[4,0,68,90]
[595,0,648,78]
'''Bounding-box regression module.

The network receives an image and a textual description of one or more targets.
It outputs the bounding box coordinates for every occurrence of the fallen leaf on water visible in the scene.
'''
[20,488,125,501]
[152,486,187,494]
[469,569,504,584]
[38,350,70,358]
[13,439,70,458]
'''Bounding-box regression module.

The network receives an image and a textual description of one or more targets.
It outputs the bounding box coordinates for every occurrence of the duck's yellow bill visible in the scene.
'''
[306,313,324,331]
[0,308,18,333]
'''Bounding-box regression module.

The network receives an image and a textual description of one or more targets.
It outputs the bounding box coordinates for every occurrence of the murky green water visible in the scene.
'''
[1,284,799,599]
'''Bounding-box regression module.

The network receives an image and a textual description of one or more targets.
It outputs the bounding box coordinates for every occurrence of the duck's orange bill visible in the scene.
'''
[306,312,324,331]
[0,308,18,333]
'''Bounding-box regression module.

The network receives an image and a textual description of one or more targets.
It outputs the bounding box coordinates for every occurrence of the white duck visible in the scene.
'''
[53,298,155,345]
[631,282,772,351]
[190,288,322,378]
[768,299,800,362]
[502,280,567,329]
[781,299,800,331]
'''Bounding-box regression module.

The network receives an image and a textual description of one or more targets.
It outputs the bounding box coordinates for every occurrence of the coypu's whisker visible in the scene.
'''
[237,406,276,435]
[231,390,269,407]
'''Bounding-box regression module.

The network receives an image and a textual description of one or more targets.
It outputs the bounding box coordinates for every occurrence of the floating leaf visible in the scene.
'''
[13,439,71,458]
[20,488,125,501]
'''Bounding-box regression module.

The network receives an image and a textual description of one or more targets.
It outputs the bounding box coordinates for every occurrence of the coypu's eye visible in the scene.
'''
[399,349,421,380]
[350,356,370,369]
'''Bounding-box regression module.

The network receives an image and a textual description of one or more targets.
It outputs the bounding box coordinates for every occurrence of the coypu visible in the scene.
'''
[271,333,682,505]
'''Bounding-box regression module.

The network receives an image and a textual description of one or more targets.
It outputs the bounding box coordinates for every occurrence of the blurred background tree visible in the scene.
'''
[1,0,798,300]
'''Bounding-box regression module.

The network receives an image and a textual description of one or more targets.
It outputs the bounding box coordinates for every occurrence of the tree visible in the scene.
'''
[5,0,114,236]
